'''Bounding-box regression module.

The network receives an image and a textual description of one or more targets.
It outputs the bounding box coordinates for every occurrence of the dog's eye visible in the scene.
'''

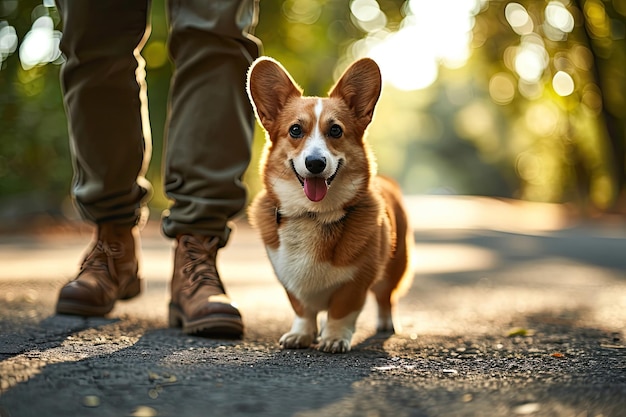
[289,124,304,139]
[329,124,343,138]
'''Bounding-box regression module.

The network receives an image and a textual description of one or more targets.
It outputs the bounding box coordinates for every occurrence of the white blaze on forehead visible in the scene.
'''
[314,98,323,121]
[305,98,327,154]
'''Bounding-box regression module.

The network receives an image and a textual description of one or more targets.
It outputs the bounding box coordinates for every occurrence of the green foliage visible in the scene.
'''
[470,0,625,208]
[0,0,69,211]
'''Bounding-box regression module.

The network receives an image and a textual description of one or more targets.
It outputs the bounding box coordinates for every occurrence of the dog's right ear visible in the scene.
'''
[247,57,303,131]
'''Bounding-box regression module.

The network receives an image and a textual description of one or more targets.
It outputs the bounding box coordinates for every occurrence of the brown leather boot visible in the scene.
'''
[169,235,243,338]
[56,223,142,316]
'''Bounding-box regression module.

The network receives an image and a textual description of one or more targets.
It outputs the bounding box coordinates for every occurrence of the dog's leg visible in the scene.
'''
[280,291,318,349]
[371,248,412,333]
[372,199,412,333]
[319,284,368,353]
[370,280,395,333]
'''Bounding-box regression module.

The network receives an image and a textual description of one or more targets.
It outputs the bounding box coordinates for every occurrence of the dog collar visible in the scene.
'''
[274,206,355,225]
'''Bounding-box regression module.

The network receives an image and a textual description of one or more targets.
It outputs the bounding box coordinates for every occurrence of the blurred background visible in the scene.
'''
[0,0,625,226]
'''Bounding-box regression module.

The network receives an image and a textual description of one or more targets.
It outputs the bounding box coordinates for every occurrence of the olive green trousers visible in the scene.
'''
[56,0,261,246]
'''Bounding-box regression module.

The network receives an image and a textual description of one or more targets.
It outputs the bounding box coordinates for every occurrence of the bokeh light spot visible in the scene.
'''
[584,0,610,38]
[18,15,62,70]
[552,71,575,96]
[505,3,534,35]
[545,2,574,33]
[489,72,516,105]
[0,23,18,65]
[525,102,560,137]
[282,0,322,25]
[350,0,387,33]
[516,152,543,183]
[591,174,614,209]
[518,79,544,100]
[514,37,548,83]
[570,44,593,71]
[350,0,381,22]
[581,84,603,115]
[455,101,493,139]
[143,41,168,69]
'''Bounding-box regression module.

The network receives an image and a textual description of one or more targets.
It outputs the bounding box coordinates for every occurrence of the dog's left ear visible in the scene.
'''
[329,58,382,125]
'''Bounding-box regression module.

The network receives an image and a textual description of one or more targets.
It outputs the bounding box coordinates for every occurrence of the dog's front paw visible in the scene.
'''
[279,332,315,349]
[318,312,358,353]
[317,337,351,354]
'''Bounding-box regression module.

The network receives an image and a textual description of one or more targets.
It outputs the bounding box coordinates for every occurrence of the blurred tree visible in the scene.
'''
[472,0,625,211]
[0,0,69,217]
[575,0,626,210]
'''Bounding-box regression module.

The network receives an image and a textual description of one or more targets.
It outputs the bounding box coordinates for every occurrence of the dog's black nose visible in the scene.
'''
[305,155,326,174]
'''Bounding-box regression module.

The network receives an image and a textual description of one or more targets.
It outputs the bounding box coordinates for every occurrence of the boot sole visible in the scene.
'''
[55,301,115,316]
[168,303,244,339]
[55,278,143,317]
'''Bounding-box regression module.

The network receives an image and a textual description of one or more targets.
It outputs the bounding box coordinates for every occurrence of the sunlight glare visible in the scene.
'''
[364,0,479,91]
[369,25,439,91]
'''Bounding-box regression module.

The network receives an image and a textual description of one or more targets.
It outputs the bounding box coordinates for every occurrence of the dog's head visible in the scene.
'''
[247,57,382,213]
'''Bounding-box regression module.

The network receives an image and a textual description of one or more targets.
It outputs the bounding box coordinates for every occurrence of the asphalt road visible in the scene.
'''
[0,197,625,417]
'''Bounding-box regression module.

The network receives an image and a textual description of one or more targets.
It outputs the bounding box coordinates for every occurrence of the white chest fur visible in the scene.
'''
[266,217,357,312]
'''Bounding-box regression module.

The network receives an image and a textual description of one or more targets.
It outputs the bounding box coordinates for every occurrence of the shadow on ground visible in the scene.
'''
[0,301,624,417]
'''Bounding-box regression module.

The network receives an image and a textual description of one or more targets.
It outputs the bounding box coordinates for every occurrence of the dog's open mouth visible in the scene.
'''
[290,159,343,202]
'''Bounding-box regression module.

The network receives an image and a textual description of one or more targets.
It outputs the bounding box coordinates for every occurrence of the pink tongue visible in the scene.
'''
[303,177,328,202]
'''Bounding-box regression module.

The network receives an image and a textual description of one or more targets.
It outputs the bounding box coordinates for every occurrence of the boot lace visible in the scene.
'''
[80,241,123,280]
[181,236,223,289]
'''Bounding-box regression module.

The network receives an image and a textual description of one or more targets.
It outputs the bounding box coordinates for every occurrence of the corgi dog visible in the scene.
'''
[246,57,412,353]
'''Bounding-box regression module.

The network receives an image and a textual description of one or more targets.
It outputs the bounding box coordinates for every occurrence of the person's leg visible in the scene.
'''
[162,0,260,242]
[59,0,152,225]
[163,0,261,337]
[55,0,152,316]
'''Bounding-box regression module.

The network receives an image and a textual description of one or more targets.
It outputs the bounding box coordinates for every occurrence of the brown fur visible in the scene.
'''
[247,57,412,353]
